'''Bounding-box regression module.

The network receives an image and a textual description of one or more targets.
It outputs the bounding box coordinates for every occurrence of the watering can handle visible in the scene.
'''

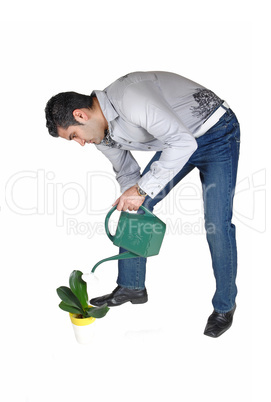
[104,206,117,242]
[104,205,155,242]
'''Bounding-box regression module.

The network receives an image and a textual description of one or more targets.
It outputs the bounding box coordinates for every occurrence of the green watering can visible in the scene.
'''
[91,205,166,273]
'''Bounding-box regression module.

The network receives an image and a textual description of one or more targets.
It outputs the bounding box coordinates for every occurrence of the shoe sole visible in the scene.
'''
[130,296,148,304]
[91,297,148,307]
[108,297,148,307]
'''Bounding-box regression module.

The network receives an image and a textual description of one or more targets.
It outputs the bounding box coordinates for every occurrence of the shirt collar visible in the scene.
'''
[92,90,119,123]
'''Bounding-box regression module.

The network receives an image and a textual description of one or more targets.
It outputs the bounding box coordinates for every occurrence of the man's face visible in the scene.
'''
[58,122,105,146]
[57,106,107,146]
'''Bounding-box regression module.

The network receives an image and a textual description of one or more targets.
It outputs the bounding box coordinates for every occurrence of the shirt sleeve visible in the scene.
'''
[121,80,198,198]
[95,144,141,193]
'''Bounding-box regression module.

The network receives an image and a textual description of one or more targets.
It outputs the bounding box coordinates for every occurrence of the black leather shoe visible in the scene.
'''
[204,304,236,338]
[89,285,148,307]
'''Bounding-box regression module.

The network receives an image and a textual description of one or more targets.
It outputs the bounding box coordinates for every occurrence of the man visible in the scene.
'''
[45,71,240,337]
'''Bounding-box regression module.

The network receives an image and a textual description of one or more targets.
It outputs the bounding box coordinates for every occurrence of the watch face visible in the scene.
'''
[137,184,146,196]
[139,187,146,196]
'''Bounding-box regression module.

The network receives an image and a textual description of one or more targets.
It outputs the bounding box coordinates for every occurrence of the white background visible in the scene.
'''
[0,2,270,401]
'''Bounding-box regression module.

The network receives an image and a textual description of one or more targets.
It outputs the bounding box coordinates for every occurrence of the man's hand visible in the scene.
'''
[113,185,145,211]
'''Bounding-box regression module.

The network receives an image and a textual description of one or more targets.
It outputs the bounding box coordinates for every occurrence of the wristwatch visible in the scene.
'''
[136,183,147,197]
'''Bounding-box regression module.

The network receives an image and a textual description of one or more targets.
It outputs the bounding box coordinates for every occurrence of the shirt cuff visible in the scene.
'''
[137,170,174,199]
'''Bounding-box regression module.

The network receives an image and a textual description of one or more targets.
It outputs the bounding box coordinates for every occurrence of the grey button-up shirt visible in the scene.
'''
[94,71,223,198]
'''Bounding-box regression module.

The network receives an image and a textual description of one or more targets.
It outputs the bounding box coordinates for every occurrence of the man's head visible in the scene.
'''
[45,92,108,146]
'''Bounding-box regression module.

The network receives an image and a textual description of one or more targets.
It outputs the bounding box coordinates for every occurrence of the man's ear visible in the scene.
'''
[73,109,90,123]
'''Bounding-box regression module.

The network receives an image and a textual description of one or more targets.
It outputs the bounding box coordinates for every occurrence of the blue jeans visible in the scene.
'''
[117,109,240,313]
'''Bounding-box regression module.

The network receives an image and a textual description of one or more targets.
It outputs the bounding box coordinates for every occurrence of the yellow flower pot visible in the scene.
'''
[69,313,96,344]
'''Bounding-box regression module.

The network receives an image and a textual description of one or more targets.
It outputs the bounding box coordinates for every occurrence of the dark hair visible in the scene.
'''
[45,92,95,137]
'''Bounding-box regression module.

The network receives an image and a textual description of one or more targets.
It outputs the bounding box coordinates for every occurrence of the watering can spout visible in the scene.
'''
[91,251,138,273]
[91,205,166,272]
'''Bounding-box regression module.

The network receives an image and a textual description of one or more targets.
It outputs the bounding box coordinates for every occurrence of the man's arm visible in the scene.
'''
[95,144,141,187]
[95,144,145,211]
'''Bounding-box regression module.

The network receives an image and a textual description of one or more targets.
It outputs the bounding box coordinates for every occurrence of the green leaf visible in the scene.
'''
[58,301,83,315]
[86,304,110,319]
[69,270,88,309]
[56,286,84,313]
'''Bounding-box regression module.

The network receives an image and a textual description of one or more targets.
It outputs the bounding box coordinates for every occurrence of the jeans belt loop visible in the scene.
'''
[194,101,230,138]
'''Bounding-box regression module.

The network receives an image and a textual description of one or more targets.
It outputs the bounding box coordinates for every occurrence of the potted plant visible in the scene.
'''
[56,270,110,344]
